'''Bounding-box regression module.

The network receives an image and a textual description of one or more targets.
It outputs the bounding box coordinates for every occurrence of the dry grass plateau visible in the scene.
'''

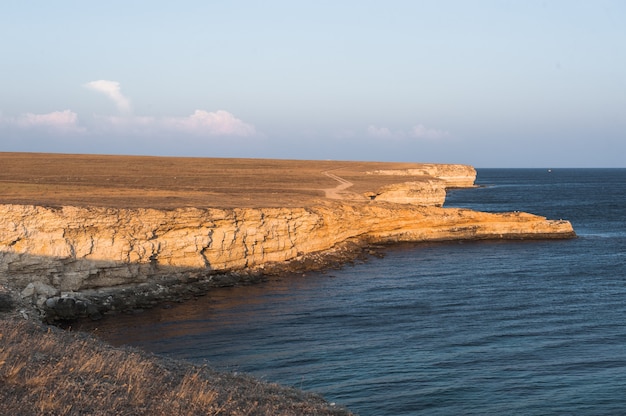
[0,152,432,209]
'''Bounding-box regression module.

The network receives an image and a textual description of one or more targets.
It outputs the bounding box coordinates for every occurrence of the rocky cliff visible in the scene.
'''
[367,164,477,188]
[364,164,475,205]
[0,162,575,321]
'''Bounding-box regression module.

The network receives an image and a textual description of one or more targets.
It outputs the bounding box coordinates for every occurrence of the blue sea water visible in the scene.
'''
[81,169,626,415]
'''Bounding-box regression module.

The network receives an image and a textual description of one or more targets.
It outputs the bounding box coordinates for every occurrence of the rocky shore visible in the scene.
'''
[0,154,576,415]
[0,155,575,322]
[2,204,573,322]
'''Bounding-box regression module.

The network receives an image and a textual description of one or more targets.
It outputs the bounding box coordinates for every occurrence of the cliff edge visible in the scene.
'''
[0,153,575,321]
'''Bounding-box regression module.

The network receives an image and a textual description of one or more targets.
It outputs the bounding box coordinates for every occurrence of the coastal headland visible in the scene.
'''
[0,152,575,321]
[0,152,575,414]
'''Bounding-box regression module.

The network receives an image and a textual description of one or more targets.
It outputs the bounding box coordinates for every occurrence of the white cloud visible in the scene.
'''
[3,81,257,141]
[84,80,132,114]
[163,110,257,137]
[83,80,256,137]
[1,110,85,133]
[1,108,257,139]
[96,110,257,137]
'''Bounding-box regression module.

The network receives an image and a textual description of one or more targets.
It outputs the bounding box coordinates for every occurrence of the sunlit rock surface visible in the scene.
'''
[0,161,575,319]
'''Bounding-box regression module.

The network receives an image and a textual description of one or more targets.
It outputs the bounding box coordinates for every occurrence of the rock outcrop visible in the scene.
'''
[368,164,477,188]
[368,180,447,206]
[0,162,575,321]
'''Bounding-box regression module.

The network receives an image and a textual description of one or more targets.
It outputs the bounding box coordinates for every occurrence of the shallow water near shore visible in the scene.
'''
[79,169,626,415]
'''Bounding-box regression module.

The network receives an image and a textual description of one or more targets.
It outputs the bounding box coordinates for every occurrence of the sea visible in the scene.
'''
[77,169,626,415]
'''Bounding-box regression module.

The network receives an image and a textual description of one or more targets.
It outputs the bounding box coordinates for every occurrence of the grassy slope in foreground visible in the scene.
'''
[0,317,352,415]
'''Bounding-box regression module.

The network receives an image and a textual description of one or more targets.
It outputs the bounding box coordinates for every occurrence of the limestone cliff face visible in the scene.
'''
[0,162,576,320]
[1,203,574,295]
[370,180,447,206]
[368,164,477,188]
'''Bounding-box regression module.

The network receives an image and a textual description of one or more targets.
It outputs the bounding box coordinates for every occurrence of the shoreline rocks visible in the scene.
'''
[35,239,379,322]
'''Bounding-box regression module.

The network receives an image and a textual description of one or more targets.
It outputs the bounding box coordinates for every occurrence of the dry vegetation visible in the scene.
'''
[0,318,352,416]
[0,152,428,209]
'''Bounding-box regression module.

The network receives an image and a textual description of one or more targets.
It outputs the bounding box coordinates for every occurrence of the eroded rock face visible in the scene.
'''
[1,204,574,290]
[370,180,447,206]
[0,162,575,320]
[368,164,477,188]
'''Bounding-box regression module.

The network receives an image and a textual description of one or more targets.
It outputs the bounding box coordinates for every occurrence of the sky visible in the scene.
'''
[1,1,624,167]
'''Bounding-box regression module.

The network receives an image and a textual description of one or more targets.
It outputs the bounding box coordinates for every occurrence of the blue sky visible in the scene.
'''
[1,1,624,167]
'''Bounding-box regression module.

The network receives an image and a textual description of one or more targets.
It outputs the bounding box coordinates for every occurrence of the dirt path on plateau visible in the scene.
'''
[323,170,360,200]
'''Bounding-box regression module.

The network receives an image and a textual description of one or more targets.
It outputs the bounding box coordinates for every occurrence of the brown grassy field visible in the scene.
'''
[0,152,429,209]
